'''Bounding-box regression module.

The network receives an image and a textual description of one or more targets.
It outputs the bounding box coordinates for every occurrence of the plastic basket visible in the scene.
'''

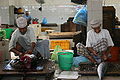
[50,40,70,50]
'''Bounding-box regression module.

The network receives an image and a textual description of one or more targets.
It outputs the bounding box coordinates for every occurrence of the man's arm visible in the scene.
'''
[10,48,23,56]
[86,30,97,56]
[87,47,98,56]
[9,30,23,56]
[25,42,36,54]
[83,47,97,63]
[102,46,112,61]
[31,42,36,51]
[25,27,37,54]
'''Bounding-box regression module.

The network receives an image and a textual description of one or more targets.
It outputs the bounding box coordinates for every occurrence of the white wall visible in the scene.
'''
[0,0,9,24]
[21,5,77,24]
[12,0,73,6]
[0,0,9,6]
[0,7,9,24]
[103,0,120,4]
[2,0,120,25]
[15,0,77,24]
[0,0,78,24]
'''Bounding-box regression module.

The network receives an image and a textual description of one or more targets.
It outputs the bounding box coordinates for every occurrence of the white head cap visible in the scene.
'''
[16,17,27,28]
[90,19,101,28]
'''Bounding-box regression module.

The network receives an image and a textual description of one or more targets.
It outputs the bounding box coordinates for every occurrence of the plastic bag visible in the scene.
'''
[73,5,87,26]
[51,45,62,62]
[42,17,47,24]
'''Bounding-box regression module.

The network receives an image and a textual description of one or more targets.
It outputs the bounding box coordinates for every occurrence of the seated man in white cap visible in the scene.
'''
[9,17,50,59]
[76,19,114,63]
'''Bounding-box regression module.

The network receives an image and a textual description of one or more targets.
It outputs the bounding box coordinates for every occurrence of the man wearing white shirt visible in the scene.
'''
[76,19,114,63]
[9,17,50,59]
[9,17,36,57]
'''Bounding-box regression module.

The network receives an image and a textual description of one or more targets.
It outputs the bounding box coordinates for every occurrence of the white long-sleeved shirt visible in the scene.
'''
[9,26,36,51]
[86,29,114,47]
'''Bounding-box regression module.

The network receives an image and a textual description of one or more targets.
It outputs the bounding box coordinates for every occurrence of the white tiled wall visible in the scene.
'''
[0,0,77,25]
[18,0,77,24]
[0,0,9,24]
[9,0,15,6]
[104,0,120,4]
[0,6,9,24]
[0,0,9,6]
[28,5,76,24]
[13,4,77,24]
[1,0,120,25]
[87,0,103,31]
[12,0,73,6]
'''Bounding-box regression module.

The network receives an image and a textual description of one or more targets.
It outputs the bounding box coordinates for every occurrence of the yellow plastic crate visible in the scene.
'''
[50,40,70,50]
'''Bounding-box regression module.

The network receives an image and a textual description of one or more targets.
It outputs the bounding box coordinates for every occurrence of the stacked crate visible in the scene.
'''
[50,40,70,50]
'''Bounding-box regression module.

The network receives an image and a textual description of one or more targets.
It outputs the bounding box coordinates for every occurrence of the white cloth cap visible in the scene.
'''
[16,17,27,28]
[90,19,101,28]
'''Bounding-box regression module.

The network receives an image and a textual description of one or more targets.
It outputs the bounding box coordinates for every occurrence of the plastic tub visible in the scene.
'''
[58,52,73,70]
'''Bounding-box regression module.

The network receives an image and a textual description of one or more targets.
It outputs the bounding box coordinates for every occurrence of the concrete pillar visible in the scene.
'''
[87,0,103,31]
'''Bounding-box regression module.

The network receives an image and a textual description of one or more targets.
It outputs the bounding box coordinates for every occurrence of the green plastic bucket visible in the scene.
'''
[58,52,73,70]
